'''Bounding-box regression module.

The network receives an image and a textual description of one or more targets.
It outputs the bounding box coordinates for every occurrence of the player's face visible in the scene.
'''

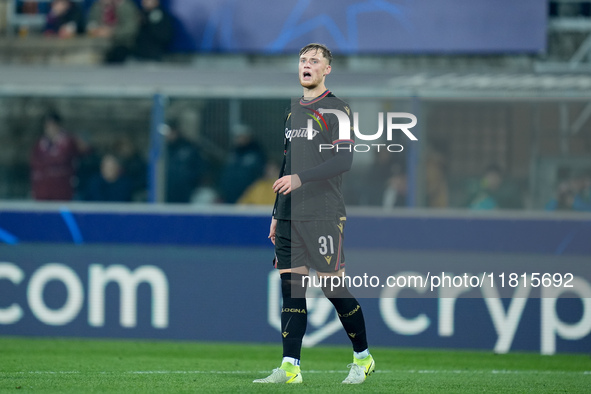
[299,50,331,89]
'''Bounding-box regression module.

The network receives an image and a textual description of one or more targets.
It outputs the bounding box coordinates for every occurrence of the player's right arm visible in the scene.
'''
[269,107,291,241]
[269,158,282,243]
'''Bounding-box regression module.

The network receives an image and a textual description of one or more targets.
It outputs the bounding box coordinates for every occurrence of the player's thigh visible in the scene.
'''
[274,219,308,272]
[296,219,346,273]
[278,266,310,275]
[317,267,346,277]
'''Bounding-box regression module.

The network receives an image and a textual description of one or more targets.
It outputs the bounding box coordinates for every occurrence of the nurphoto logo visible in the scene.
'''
[307,110,418,153]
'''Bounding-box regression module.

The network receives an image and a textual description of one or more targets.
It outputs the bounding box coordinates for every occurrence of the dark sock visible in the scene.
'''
[280,273,308,359]
[323,285,368,352]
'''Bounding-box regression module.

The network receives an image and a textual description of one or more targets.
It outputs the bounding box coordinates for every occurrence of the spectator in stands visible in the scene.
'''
[113,136,147,200]
[467,164,521,210]
[572,171,591,211]
[218,124,266,204]
[164,121,204,203]
[544,170,591,212]
[238,160,280,205]
[17,1,50,17]
[358,150,405,207]
[424,140,449,208]
[73,133,101,200]
[44,0,85,38]
[30,110,80,201]
[87,0,140,63]
[382,164,407,209]
[86,153,133,202]
[545,180,575,211]
[130,0,174,61]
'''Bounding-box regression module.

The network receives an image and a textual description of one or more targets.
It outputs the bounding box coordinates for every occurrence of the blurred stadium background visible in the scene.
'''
[0,0,590,357]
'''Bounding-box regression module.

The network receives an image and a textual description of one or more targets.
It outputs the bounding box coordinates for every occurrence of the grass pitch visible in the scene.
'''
[0,337,589,393]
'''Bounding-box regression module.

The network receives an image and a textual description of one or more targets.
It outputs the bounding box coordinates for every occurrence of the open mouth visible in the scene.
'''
[302,71,312,79]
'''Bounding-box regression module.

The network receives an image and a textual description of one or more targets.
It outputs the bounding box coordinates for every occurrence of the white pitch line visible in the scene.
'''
[1,370,590,375]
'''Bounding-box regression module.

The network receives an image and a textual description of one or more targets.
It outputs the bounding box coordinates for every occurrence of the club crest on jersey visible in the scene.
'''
[304,108,328,140]
[305,108,328,131]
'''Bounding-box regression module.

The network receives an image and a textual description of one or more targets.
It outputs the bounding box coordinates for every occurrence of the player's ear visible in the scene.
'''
[323,64,332,77]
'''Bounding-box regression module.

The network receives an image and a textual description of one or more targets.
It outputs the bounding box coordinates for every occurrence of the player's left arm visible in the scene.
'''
[272,150,353,195]
[297,147,353,182]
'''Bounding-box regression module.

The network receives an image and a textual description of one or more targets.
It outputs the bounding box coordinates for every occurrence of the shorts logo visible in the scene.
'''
[282,331,289,338]
[348,333,356,338]
[337,223,344,233]
[324,256,332,265]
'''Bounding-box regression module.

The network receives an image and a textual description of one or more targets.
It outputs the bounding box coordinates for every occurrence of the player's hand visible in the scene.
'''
[268,218,277,245]
[273,175,302,195]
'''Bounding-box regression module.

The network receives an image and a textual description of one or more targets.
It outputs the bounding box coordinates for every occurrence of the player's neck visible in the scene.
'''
[302,84,328,101]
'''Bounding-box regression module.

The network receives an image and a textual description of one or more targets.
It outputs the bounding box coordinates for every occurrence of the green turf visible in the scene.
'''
[0,337,589,393]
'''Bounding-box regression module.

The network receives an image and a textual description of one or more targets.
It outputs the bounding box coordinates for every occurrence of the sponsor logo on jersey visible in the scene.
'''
[285,127,320,140]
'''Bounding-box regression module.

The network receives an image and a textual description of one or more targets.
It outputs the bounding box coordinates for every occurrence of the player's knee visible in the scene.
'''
[320,282,353,299]
[281,272,308,299]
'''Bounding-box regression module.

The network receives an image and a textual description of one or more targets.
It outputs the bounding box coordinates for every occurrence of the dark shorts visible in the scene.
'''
[274,218,346,273]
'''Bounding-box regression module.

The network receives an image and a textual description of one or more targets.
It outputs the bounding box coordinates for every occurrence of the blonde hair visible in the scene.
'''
[299,43,332,64]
